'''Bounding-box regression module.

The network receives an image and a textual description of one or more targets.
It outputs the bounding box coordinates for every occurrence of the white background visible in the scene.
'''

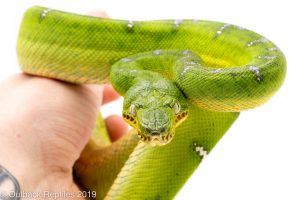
[0,1,299,199]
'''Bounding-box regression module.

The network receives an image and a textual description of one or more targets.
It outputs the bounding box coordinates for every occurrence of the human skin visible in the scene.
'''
[0,74,127,198]
[0,12,127,199]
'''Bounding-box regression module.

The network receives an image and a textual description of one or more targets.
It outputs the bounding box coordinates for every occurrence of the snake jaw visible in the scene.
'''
[124,108,187,146]
[123,112,174,146]
[123,113,137,127]
[175,111,188,126]
[137,130,174,146]
[123,108,187,146]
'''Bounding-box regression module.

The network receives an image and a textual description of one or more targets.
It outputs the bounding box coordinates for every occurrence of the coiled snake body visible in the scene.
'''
[17,6,286,199]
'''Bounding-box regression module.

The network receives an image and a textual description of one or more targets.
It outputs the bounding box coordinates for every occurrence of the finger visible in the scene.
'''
[85,84,104,105]
[85,83,119,106]
[102,84,120,105]
[105,115,128,141]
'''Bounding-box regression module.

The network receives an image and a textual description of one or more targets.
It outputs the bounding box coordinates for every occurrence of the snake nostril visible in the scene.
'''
[160,126,166,133]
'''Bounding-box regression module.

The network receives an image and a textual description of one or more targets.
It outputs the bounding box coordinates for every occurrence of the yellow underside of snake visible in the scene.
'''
[16,6,286,199]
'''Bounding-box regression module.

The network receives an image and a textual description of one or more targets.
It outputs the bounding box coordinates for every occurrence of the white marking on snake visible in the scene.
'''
[216,23,231,35]
[174,19,183,28]
[127,20,134,30]
[40,8,52,19]
[249,66,262,82]
[185,61,198,65]
[121,57,132,62]
[180,66,192,78]
[212,68,222,73]
[182,50,191,55]
[193,144,208,158]
[257,55,277,60]
[247,37,269,47]
[268,47,279,51]
[153,50,162,55]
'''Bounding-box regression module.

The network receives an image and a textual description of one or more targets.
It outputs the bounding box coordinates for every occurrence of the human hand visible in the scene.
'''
[0,74,127,197]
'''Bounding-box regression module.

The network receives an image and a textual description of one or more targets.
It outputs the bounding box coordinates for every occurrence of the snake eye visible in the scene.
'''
[130,104,136,116]
[173,103,180,114]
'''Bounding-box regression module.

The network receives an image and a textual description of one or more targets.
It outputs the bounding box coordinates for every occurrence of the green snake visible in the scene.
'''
[16,6,286,199]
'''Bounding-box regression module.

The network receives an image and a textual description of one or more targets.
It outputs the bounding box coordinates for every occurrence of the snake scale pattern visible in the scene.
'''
[16,6,286,200]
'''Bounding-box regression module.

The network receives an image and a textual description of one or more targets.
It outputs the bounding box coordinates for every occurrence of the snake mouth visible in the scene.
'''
[137,131,174,146]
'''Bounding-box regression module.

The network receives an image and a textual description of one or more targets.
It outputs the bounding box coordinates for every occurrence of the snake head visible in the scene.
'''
[123,89,188,146]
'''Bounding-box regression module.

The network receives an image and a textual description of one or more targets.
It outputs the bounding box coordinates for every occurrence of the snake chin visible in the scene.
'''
[137,131,174,146]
